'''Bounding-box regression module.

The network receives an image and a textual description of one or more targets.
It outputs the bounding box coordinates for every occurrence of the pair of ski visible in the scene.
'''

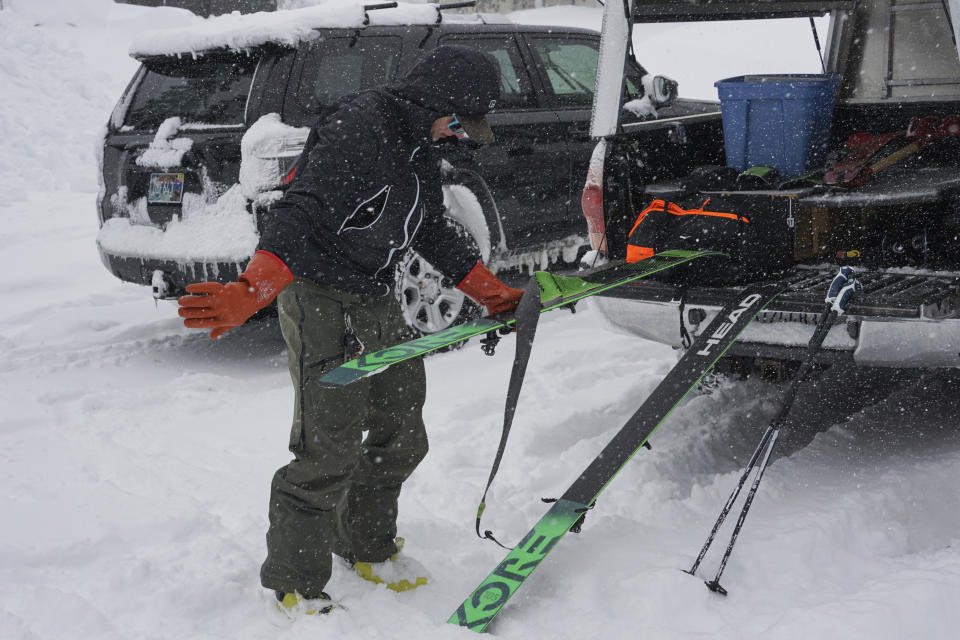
[317,250,793,631]
[447,279,791,631]
[447,268,859,632]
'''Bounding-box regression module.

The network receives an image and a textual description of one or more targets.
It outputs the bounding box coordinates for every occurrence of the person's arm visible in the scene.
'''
[177,250,294,339]
[410,206,480,284]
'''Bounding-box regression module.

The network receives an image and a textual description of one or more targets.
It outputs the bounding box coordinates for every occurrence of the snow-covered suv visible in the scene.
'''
[97,2,716,334]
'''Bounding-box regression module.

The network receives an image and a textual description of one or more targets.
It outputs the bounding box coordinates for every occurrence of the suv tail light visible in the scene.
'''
[261,133,307,189]
[279,159,299,186]
[581,139,608,254]
[241,125,309,197]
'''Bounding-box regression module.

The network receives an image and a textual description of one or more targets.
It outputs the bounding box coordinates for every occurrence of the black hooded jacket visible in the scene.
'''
[256,45,500,295]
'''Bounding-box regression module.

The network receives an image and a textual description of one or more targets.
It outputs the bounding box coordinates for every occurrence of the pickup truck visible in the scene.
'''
[584,0,960,371]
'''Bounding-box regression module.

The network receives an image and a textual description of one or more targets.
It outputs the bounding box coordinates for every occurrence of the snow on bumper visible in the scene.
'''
[595,296,960,369]
[96,185,259,295]
[97,187,258,264]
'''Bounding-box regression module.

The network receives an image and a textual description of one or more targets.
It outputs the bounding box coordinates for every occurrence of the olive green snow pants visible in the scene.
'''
[260,278,428,598]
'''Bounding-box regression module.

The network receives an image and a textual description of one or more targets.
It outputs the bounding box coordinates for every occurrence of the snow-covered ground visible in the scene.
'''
[3,2,960,640]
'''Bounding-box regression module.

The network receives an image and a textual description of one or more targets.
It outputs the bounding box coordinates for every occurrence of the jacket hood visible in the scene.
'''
[390,45,501,116]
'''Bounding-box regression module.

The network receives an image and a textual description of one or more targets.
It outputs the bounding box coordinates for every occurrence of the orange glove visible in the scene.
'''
[178,250,294,339]
[456,261,524,315]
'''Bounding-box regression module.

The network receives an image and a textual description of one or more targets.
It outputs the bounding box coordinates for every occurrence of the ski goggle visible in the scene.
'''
[447,115,468,140]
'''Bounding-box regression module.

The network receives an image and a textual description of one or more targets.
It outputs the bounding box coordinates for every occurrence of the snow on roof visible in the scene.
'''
[128,1,445,58]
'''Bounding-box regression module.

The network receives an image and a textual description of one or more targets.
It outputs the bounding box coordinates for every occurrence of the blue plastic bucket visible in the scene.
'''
[714,74,840,176]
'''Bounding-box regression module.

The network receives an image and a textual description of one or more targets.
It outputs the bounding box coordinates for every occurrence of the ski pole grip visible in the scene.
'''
[825,266,855,303]
[830,279,863,315]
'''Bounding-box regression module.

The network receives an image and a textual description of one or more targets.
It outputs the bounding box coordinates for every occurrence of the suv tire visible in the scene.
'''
[395,207,487,335]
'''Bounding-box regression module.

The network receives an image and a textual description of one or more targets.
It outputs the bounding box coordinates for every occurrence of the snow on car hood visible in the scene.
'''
[129,1,444,57]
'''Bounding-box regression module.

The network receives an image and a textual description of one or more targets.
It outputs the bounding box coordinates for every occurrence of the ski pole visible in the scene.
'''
[702,309,834,595]
[686,306,829,575]
[705,427,780,595]
[684,424,776,577]
[689,267,861,595]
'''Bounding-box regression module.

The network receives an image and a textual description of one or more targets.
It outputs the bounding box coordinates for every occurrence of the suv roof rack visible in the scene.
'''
[476,13,513,25]
[130,1,464,59]
[363,2,397,25]
[435,1,478,24]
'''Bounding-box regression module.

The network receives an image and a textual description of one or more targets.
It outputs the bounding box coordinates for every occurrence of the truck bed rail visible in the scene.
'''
[598,266,960,320]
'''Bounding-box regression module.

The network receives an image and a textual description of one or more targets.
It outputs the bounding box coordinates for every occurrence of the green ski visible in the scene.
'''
[447,280,790,632]
[318,250,724,387]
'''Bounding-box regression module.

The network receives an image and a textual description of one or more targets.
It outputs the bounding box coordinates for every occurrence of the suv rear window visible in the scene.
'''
[438,34,537,109]
[294,36,402,114]
[124,52,259,130]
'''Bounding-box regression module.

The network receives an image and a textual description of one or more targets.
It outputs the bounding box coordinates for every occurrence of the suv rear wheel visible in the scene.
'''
[395,203,488,334]
[396,250,478,334]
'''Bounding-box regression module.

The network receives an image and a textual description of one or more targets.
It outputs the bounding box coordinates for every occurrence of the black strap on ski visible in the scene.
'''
[475,276,543,549]
[677,288,693,349]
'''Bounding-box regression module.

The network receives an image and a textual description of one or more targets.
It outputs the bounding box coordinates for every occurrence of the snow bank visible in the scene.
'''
[0,0,194,199]
[129,0,442,57]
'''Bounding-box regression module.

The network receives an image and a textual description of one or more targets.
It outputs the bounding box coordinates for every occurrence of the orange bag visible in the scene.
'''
[626,198,750,263]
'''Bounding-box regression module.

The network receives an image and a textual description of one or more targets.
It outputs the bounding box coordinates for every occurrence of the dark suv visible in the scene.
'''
[97,5,714,333]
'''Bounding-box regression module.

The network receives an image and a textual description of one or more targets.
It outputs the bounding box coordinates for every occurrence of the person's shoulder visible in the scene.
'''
[303,91,388,157]
[314,91,388,128]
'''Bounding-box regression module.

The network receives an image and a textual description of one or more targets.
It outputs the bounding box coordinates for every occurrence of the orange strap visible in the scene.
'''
[628,199,749,240]
[627,199,666,240]
[666,199,750,223]
[626,245,654,262]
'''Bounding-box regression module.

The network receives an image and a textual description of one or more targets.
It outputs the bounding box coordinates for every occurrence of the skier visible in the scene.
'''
[177,45,524,618]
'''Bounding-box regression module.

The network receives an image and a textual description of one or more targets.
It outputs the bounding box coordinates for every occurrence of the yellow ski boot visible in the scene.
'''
[352,538,429,592]
[273,590,335,621]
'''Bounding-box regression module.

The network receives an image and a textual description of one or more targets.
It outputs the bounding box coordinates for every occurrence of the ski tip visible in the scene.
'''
[317,368,370,388]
